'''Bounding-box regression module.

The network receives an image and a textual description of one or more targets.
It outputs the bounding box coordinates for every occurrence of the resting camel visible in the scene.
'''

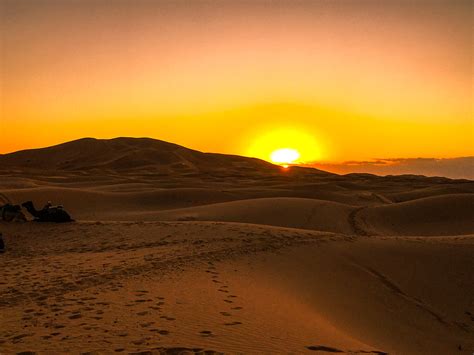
[22,201,74,223]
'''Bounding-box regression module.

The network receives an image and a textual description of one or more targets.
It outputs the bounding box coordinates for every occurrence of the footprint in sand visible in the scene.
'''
[11,333,34,343]
[306,345,343,352]
[140,322,155,328]
[224,321,242,326]
[150,329,170,335]
[96,302,110,306]
[220,311,231,316]
[199,330,213,337]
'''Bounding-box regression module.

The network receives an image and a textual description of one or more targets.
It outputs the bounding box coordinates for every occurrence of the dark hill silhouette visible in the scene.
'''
[0,137,309,174]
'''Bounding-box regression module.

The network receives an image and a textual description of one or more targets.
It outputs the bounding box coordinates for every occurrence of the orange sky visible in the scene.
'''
[1,0,472,162]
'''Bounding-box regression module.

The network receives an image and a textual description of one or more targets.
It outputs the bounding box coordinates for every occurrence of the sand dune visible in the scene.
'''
[0,137,281,174]
[2,187,244,218]
[6,187,473,236]
[250,236,474,354]
[1,138,473,354]
[126,197,356,234]
[386,184,474,203]
[359,194,474,236]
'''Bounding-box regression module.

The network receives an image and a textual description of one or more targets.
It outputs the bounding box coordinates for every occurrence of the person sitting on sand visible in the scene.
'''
[0,233,5,253]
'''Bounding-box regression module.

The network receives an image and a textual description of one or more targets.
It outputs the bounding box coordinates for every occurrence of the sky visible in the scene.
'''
[1,0,473,165]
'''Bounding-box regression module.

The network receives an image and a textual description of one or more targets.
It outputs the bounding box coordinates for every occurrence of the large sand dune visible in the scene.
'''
[1,138,473,354]
[0,137,280,174]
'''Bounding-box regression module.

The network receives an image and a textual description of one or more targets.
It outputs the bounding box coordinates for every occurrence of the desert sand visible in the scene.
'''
[1,138,473,354]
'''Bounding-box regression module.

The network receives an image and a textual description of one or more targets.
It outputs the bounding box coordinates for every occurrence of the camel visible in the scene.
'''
[0,204,27,222]
[22,201,74,223]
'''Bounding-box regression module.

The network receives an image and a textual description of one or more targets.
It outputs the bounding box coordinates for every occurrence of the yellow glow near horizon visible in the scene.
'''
[247,128,322,163]
[270,148,300,164]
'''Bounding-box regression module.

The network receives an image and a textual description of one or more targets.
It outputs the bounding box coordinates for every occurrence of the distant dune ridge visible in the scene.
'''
[1,137,473,354]
[310,157,474,180]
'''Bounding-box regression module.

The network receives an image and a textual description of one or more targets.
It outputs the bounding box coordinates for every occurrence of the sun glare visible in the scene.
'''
[270,148,300,164]
[246,127,323,164]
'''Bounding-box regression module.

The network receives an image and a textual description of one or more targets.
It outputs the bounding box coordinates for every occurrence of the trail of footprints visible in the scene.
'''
[3,259,397,353]
[3,261,245,350]
[200,261,243,338]
[124,289,175,349]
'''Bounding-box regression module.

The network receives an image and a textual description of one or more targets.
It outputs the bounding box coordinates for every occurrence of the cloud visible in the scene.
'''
[306,157,474,180]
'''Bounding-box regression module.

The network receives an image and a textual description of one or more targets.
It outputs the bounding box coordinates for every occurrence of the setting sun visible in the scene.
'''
[270,148,300,165]
[246,127,323,164]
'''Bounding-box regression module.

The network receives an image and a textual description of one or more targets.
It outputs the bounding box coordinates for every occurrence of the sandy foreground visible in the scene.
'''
[0,139,473,354]
[0,221,473,354]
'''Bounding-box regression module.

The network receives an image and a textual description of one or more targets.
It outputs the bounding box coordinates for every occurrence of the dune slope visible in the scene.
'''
[126,197,357,234]
[359,194,474,236]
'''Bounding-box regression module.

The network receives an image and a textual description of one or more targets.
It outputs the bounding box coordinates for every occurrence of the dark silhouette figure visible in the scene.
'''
[0,233,5,253]
[22,201,74,223]
[0,204,27,222]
